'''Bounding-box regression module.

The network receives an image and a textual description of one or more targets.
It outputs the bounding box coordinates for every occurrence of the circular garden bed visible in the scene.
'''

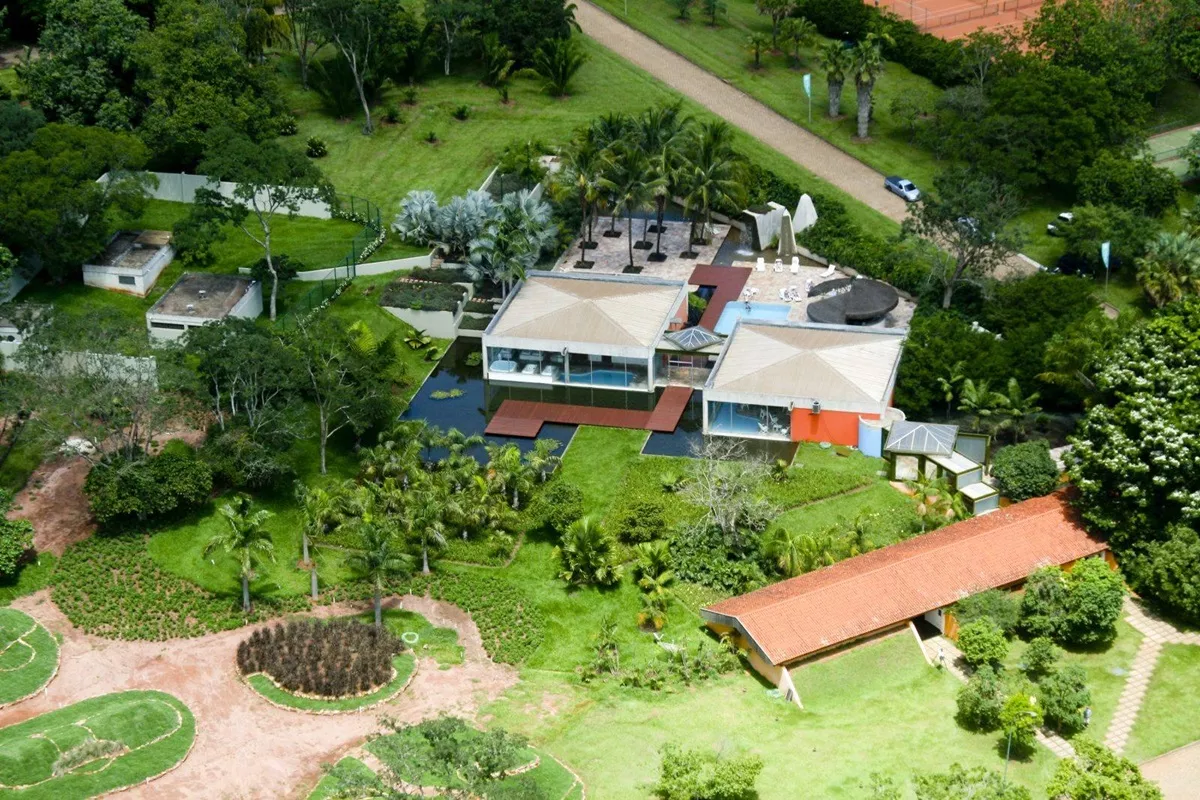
[239,619,417,713]
[0,608,59,707]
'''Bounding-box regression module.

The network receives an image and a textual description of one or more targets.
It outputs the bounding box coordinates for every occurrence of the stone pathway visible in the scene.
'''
[1105,599,1200,754]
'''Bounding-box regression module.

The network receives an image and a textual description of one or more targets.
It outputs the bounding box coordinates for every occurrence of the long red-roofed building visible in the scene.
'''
[701,491,1111,703]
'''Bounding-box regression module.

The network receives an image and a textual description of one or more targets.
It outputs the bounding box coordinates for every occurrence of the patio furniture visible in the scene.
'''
[751,288,760,295]
[756,257,766,272]
[521,363,538,375]
[540,364,560,380]
[820,263,837,278]
[498,349,513,360]
[774,259,784,273]
[790,258,800,274]
[779,288,787,301]
[490,360,518,374]
[758,421,769,434]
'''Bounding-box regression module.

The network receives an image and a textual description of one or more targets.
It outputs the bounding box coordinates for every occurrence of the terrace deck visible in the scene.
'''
[690,264,752,330]
[486,387,694,438]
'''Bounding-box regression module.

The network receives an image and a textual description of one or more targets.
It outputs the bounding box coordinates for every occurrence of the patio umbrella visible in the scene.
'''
[778,210,797,260]
[794,194,819,232]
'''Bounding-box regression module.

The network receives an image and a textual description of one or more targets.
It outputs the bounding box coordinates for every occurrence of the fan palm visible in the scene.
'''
[555,517,622,587]
[746,32,770,69]
[205,494,276,613]
[958,378,1005,432]
[1136,231,1200,308]
[850,33,888,138]
[779,17,816,66]
[346,519,412,628]
[818,40,853,118]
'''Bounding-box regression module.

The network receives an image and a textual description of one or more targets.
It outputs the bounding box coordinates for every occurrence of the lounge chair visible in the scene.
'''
[779,288,787,301]
[820,263,837,278]
[756,257,766,272]
[790,258,800,274]
[774,260,784,273]
[758,421,769,434]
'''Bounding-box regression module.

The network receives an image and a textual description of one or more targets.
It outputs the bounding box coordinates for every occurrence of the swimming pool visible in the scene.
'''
[569,369,640,388]
[712,301,791,335]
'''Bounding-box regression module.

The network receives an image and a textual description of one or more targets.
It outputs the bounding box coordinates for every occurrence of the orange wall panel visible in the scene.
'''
[790,409,878,446]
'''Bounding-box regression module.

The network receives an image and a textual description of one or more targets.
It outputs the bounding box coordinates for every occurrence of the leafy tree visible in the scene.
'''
[427,0,478,76]
[1021,636,1060,679]
[779,17,815,66]
[960,29,1019,90]
[1047,737,1164,800]
[1061,557,1124,646]
[1136,231,1200,308]
[955,664,1005,731]
[1039,664,1090,734]
[532,36,586,97]
[0,124,150,282]
[0,491,33,578]
[999,690,1043,755]
[555,516,622,587]
[991,441,1058,501]
[913,764,1031,800]
[1076,150,1178,219]
[1020,567,1069,640]
[894,312,1010,419]
[308,0,407,134]
[701,0,726,27]
[205,494,275,612]
[903,167,1023,309]
[531,479,583,535]
[755,0,794,47]
[956,618,1009,669]
[475,0,578,64]
[0,101,44,158]
[280,0,328,89]
[18,0,144,128]
[346,517,411,627]
[1136,526,1200,625]
[745,32,769,69]
[889,89,931,143]
[1060,203,1156,273]
[83,446,214,524]
[818,40,852,117]
[653,742,763,800]
[951,589,1019,636]
[850,33,887,139]
[1038,310,1128,407]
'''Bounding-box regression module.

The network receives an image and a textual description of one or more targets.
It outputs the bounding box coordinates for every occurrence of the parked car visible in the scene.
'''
[884,176,921,202]
[1046,211,1074,236]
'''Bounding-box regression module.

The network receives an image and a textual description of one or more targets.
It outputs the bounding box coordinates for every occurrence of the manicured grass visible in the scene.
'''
[558,426,649,518]
[246,652,416,713]
[365,726,539,788]
[1125,644,1200,763]
[308,757,375,800]
[0,609,58,706]
[771,481,918,548]
[0,554,56,607]
[0,68,16,95]
[486,633,1057,799]
[356,608,464,667]
[760,442,883,510]
[0,690,195,799]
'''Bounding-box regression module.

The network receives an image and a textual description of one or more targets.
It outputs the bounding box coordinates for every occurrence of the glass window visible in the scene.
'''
[118,275,136,286]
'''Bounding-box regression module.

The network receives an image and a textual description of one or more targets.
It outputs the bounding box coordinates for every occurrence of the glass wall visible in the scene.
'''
[658,353,716,387]
[486,346,651,390]
[707,401,791,440]
[567,353,650,390]
[486,346,566,382]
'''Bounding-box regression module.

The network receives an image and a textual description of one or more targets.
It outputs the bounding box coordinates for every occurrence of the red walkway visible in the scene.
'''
[486,387,693,438]
[690,264,751,330]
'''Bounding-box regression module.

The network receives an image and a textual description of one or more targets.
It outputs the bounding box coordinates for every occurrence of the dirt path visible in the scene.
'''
[0,592,518,799]
[9,456,95,557]
[1142,740,1200,800]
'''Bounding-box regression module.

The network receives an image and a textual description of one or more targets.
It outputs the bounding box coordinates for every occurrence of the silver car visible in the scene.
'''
[884,176,921,202]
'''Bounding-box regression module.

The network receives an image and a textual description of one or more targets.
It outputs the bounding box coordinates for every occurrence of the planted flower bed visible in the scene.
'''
[379,279,466,312]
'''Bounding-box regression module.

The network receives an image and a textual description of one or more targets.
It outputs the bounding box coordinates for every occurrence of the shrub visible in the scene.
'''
[83,445,213,526]
[383,103,402,124]
[956,664,1005,731]
[531,480,584,535]
[613,496,666,544]
[248,253,304,285]
[1020,566,1068,640]
[378,279,466,312]
[409,266,473,283]
[425,131,438,144]
[277,115,298,136]
[555,517,622,587]
[1039,665,1091,734]
[1061,558,1125,646]
[306,136,327,158]
[402,86,418,105]
[452,104,470,120]
[671,524,766,594]
[1048,738,1161,799]
[956,619,1009,669]
[992,442,1059,501]
[1135,526,1200,625]
[237,619,404,698]
[1076,150,1179,219]
[0,491,33,578]
[201,429,295,491]
[458,315,492,331]
[1021,636,1060,679]
[952,590,1020,636]
[1000,691,1043,755]
[654,742,763,800]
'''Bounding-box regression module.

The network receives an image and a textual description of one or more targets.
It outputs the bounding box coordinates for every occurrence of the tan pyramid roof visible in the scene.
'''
[489,273,685,348]
[709,322,904,407]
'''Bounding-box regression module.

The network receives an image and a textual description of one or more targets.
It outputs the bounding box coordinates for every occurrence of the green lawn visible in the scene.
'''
[246,652,416,713]
[771,482,919,548]
[559,426,650,519]
[0,555,56,607]
[356,607,464,667]
[0,68,15,95]
[0,609,58,706]
[1125,644,1200,763]
[308,757,375,800]
[1148,76,1200,132]
[0,437,46,495]
[0,690,195,799]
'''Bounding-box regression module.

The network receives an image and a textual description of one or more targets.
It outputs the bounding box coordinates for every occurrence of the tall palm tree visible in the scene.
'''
[523,438,562,482]
[818,40,853,118]
[346,519,412,628]
[779,17,816,66]
[296,482,340,599]
[589,112,630,149]
[958,378,1004,432]
[1136,231,1200,308]
[680,122,744,255]
[608,144,662,268]
[936,361,966,419]
[850,33,888,138]
[556,138,606,265]
[746,33,770,69]
[205,495,276,613]
[767,526,806,577]
[637,104,691,261]
[486,443,535,509]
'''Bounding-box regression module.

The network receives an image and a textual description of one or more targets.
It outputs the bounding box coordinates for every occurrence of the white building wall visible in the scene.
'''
[146,282,262,341]
[82,246,175,297]
[923,608,946,633]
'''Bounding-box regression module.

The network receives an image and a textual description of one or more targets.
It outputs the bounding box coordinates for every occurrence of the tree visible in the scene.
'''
[766,526,806,577]
[467,189,555,297]
[1039,664,1090,734]
[1136,231,1200,308]
[187,131,329,320]
[638,103,690,260]
[1061,557,1124,646]
[745,32,769,69]
[913,764,1031,800]
[555,516,622,587]
[1076,150,1178,219]
[474,0,578,64]
[0,101,45,158]
[956,664,1005,731]
[956,619,1009,669]
[1137,526,1200,625]
[818,41,852,118]
[850,33,887,139]
[206,494,276,613]
[1021,636,1060,679]
[281,0,327,89]
[952,589,1019,636]
[682,437,769,545]
[485,442,535,509]
[0,124,150,282]
[0,491,33,578]
[679,121,744,253]
[532,36,586,97]
[1048,737,1164,800]
[755,0,794,47]
[701,0,726,27]
[17,0,144,128]
[297,483,338,595]
[902,167,1023,309]
[889,89,930,143]
[991,442,1058,501]
[555,136,605,265]
[957,378,1005,433]
[607,143,660,268]
[346,517,411,627]
[994,377,1041,444]
[309,0,404,134]
[1020,567,1069,640]
[999,691,1043,755]
[654,742,763,800]
[427,0,478,76]
[960,29,1018,90]
[908,474,963,532]
[531,479,583,534]
[779,17,815,66]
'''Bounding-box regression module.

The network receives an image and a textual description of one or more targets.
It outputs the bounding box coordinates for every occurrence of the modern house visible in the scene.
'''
[702,321,905,445]
[700,492,1110,706]
[145,273,262,342]
[84,230,175,297]
[482,272,689,391]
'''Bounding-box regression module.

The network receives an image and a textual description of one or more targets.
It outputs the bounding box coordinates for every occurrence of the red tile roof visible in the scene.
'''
[702,492,1107,665]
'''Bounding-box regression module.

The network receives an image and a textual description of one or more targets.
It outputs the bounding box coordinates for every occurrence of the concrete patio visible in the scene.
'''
[553,219,730,281]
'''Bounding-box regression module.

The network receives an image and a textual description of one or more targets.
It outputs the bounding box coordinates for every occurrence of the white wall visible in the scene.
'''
[83,246,175,297]
[146,283,263,342]
[115,172,334,219]
[382,305,460,339]
[923,608,946,634]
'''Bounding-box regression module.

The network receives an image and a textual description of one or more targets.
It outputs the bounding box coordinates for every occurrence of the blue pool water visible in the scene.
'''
[569,369,638,387]
[712,301,792,336]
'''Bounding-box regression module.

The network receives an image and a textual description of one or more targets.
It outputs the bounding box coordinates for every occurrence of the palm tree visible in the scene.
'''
[296,483,340,599]
[779,17,816,66]
[1136,231,1200,308]
[995,377,1041,444]
[608,144,662,268]
[796,529,839,573]
[556,138,606,265]
[958,378,1005,432]
[555,516,622,587]
[818,40,853,118]
[746,33,770,70]
[908,475,964,532]
[205,494,276,613]
[346,519,412,628]
[936,360,966,419]
[523,438,562,482]
[767,526,806,577]
[532,37,587,98]
[637,104,691,260]
[486,443,535,509]
[680,122,744,255]
[850,33,888,138]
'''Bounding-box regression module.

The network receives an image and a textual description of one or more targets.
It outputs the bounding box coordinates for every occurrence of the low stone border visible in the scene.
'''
[243,656,419,716]
[0,618,61,711]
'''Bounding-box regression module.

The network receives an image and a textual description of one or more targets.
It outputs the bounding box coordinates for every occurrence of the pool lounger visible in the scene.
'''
[490,360,518,374]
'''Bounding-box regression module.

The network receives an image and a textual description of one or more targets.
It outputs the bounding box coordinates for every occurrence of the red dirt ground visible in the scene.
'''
[0,592,518,799]
[871,0,1039,39]
[9,456,95,557]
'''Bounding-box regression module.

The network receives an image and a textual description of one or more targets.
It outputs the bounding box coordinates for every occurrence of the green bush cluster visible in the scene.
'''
[201,428,295,491]
[957,619,1010,669]
[608,460,703,534]
[530,480,584,535]
[951,589,1020,637]
[379,279,467,312]
[53,535,306,640]
[1020,560,1125,646]
[83,443,213,527]
[409,266,473,284]
[992,441,1060,501]
[458,315,493,331]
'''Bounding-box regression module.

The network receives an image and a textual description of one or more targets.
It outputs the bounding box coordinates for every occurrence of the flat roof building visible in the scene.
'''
[84,230,175,298]
[146,273,262,341]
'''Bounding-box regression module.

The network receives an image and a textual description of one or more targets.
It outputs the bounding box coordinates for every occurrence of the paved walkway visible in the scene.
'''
[1142,740,1200,800]
[1105,599,1200,755]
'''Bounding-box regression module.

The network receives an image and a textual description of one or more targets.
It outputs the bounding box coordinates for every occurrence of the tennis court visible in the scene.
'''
[872,0,1042,39]
[1147,125,1199,177]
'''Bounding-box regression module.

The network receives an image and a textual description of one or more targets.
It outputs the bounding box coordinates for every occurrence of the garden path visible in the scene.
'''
[0,591,517,799]
[1105,598,1200,755]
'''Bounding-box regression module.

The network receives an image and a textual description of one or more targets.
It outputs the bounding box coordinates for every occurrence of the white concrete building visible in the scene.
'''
[83,231,175,297]
[146,273,262,342]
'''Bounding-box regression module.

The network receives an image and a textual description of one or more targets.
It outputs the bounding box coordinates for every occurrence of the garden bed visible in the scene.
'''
[379,279,467,312]
[0,609,59,707]
[246,653,417,714]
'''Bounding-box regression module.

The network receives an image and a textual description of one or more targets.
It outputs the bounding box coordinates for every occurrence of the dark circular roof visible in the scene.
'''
[807,278,899,325]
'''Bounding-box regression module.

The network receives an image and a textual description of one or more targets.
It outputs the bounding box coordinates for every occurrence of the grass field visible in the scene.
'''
[246,652,416,713]
[0,555,56,608]
[0,609,57,706]
[770,481,919,546]
[1125,644,1200,763]
[356,608,464,667]
[0,690,195,799]
[558,427,650,518]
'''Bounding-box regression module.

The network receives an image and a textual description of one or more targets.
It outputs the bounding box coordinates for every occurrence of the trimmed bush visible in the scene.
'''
[992,442,1059,501]
[306,137,327,158]
[1021,636,1060,679]
[237,619,404,698]
[612,496,666,544]
[1039,665,1091,734]
[458,315,493,331]
[83,444,213,526]
[956,664,1004,732]
[379,279,466,312]
[531,480,584,535]
[410,266,473,284]
[957,619,1009,668]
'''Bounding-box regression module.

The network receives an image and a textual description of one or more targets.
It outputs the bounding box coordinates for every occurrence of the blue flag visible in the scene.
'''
[803,73,812,99]
[1101,241,1111,270]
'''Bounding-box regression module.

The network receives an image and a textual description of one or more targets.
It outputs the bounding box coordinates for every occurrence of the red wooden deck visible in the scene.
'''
[689,264,752,331]
[485,387,694,438]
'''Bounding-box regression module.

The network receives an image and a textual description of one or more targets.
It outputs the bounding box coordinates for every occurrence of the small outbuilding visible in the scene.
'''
[84,231,175,297]
[146,273,262,342]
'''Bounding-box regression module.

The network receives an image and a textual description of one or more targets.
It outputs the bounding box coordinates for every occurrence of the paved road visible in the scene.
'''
[574,1,909,223]
[1142,741,1200,799]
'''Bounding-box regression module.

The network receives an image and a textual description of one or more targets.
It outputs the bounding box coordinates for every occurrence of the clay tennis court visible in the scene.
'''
[872,0,1044,40]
